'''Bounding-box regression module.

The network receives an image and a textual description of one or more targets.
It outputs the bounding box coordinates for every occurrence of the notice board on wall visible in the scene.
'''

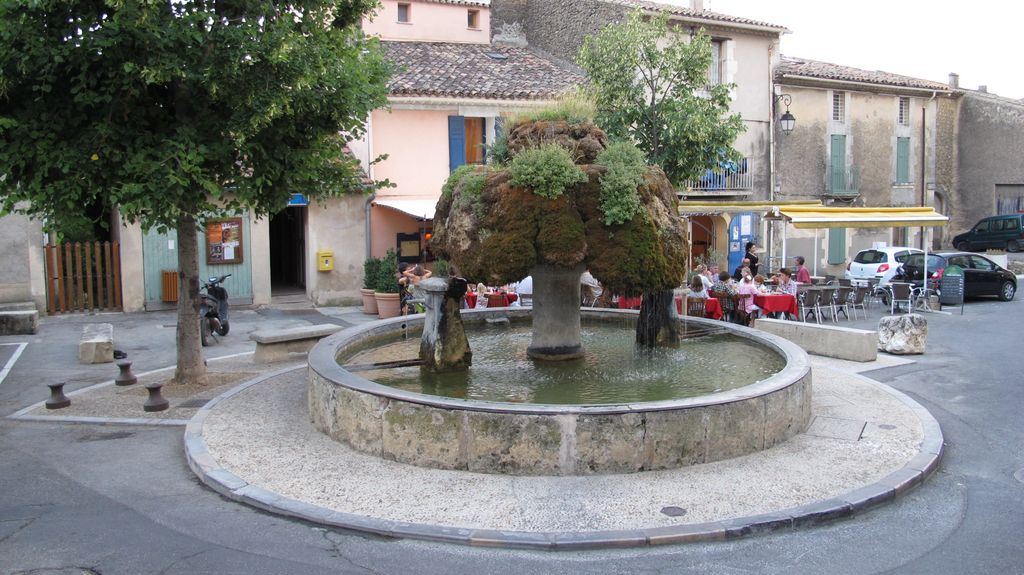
[206,218,244,265]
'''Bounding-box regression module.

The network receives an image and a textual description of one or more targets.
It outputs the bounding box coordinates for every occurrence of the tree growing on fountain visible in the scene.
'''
[431,107,687,357]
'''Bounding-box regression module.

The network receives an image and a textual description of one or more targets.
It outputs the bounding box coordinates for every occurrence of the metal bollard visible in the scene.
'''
[143,381,169,412]
[115,360,137,386]
[45,381,71,409]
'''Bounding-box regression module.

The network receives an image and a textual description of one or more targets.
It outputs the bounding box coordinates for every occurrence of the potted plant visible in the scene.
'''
[374,248,402,319]
[361,256,380,314]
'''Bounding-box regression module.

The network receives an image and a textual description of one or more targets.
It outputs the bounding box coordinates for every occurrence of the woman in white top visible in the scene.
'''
[474,282,491,309]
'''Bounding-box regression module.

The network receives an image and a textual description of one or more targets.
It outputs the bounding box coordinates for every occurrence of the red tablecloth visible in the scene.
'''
[616,296,642,310]
[754,293,798,316]
[465,292,518,308]
[704,297,723,320]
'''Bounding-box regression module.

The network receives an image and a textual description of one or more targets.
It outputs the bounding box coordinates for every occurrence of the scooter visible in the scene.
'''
[200,274,231,346]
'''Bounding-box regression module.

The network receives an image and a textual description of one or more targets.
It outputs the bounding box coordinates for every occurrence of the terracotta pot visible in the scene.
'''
[375,292,402,319]
[361,288,378,314]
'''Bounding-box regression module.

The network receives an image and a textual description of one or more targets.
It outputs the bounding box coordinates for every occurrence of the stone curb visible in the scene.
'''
[184,367,945,550]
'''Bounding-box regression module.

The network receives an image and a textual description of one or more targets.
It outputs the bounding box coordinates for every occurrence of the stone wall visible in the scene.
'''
[490,0,628,64]
[933,95,960,247]
[954,91,1024,236]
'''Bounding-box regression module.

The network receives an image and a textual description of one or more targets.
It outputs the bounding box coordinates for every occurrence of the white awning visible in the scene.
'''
[778,206,949,229]
[373,198,437,220]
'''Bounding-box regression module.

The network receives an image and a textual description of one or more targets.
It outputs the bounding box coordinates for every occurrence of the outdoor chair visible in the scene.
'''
[837,278,852,287]
[685,297,706,318]
[734,293,753,326]
[887,282,915,314]
[849,286,868,320]
[800,290,822,324]
[817,286,838,322]
[833,286,853,320]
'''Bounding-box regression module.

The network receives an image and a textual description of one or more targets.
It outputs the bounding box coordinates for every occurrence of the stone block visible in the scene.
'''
[753,318,876,362]
[574,412,645,474]
[877,314,927,355]
[0,310,38,335]
[465,412,563,475]
[382,402,462,469]
[763,377,812,448]
[334,384,387,456]
[705,399,766,462]
[79,323,113,364]
[641,408,709,470]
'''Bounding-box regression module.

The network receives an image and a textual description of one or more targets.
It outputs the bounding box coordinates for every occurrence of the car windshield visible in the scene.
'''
[903,254,946,270]
[854,250,886,264]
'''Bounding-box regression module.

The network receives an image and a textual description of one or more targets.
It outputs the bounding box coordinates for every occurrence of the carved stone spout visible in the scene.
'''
[419,277,472,371]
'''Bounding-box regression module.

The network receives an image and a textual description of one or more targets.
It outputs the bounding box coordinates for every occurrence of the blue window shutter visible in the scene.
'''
[896,137,910,184]
[448,115,466,173]
[828,227,847,264]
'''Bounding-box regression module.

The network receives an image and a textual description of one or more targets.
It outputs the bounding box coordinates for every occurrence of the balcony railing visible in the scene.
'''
[681,158,753,193]
[825,164,859,197]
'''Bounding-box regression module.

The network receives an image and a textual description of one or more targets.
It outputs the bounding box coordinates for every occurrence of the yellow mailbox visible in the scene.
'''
[316,250,334,272]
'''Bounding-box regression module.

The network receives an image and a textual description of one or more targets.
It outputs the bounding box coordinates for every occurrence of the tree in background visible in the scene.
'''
[577,9,745,187]
[0,0,390,384]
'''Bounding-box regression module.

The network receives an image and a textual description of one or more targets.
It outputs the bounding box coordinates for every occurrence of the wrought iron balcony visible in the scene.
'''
[681,158,753,193]
[825,164,859,198]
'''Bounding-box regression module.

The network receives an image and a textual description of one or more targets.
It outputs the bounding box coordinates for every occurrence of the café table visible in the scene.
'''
[703,297,723,320]
[616,295,642,310]
[754,293,798,318]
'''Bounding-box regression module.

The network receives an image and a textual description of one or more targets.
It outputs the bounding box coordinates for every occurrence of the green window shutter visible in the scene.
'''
[830,135,846,192]
[896,137,910,184]
[828,227,847,264]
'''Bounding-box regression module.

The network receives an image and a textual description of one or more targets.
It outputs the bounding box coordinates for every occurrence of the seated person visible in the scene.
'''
[688,275,708,299]
[736,274,761,321]
[474,282,492,309]
[732,257,752,281]
[710,271,738,319]
[753,274,769,293]
[776,268,797,296]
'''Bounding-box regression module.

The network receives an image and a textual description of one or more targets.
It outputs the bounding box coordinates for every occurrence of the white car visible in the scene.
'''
[845,247,923,288]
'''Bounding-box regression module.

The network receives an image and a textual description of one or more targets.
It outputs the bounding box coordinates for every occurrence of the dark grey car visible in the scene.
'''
[899,251,1016,301]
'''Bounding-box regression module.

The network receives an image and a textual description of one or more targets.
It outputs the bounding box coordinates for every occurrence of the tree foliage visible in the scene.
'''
[577,9,745,186]
[0,0,391,383]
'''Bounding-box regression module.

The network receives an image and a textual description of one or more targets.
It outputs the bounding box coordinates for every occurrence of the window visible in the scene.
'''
[706,39,726,86]
[898,97,910,126]
[832,91,845,122]
[467,9,479,29]
[895,137,911,184]
[397,2,410,23]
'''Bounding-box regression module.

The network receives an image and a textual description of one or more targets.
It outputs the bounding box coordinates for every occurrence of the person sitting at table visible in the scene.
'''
[732,258,752,281]
[753,274,769,293]
[710,271,738,321]
[794,256,812,284]
[736,273,760,325]
[688,275,708,299]
[580,269,604,307]
[695,265,714,292]
[776,268,798,296]
[474,282,492,309]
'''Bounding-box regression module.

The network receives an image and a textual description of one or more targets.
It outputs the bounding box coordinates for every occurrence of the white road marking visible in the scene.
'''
[0,342,28,386]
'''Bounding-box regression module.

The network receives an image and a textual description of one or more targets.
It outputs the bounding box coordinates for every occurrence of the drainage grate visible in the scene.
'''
[660,506,687,517]
[176,398,210,409]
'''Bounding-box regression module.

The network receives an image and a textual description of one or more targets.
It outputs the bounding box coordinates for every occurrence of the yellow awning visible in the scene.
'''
[778,206,948,229]
[678,200,821,216]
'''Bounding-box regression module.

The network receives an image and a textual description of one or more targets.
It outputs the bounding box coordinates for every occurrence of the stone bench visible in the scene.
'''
[79,323,114,364]
[250,324,344,364]
[753,318,878,362]
[0,309,38,335]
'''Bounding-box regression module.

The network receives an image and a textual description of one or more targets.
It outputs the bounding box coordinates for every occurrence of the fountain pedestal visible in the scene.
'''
[528,264,585,361]
[419,277,472,371]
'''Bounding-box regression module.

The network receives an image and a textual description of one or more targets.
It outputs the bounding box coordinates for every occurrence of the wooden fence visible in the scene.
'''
[44,241,122,314]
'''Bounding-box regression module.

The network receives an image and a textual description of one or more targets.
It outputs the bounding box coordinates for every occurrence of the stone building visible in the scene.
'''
[773,56,958,277]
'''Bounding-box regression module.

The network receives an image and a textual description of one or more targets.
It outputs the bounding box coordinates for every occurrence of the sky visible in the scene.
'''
[689,0,1024,99]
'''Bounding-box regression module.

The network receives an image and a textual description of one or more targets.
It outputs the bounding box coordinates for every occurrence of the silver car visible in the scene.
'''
[845,247,922,288]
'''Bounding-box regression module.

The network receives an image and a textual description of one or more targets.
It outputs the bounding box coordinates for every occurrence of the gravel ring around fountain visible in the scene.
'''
[184,361,944,549]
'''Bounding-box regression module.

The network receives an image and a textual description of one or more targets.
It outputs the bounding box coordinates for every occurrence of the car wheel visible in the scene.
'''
[1008,240,1022,253]
[999,281,1016,302]
[955,241,970,252]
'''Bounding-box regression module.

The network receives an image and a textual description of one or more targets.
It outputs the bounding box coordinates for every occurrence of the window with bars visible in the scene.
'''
[707,40,726,86]
[898,97,911,126]
[832,91,846,122]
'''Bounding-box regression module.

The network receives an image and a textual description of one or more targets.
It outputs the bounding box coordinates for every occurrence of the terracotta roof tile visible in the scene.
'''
[776,56,954,92]
[607,0,787,31]
[384,41,584,100]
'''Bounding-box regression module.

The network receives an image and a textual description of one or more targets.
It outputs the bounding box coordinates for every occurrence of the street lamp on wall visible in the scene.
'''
[776,93,796,135]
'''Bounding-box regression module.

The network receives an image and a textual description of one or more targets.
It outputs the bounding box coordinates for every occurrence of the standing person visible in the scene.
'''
[745,242,760,276]
[580,269,603,306]
[794,256,812,284]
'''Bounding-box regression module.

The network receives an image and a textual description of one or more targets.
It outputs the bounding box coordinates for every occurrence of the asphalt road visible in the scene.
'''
[1,299,1022,575]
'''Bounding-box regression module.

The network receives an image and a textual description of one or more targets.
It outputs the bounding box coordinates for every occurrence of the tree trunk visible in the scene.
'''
[174,214,209,385]
[635,289,680,347]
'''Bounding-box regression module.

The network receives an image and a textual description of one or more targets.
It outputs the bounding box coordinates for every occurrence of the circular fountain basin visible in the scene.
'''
[308,308,812,476]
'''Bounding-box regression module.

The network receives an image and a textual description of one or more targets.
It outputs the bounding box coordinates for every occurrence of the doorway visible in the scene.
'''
[269,206,306,295]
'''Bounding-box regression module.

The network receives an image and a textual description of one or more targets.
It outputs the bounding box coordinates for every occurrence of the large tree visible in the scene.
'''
[577,9,745,187]
[0,0,390,384]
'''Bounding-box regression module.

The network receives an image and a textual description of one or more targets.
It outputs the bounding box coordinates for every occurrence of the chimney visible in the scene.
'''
[978,85,987,93]
[948,73,959,89]
[691,0,705,10]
